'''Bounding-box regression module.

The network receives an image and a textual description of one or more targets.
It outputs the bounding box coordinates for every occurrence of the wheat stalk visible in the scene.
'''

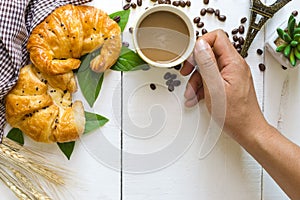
[0,166,32,200]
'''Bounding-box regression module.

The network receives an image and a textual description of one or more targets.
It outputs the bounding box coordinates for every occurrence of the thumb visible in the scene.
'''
[193,39,226,120]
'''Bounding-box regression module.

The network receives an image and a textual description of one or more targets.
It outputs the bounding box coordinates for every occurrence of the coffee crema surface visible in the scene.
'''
[136,11,190,63]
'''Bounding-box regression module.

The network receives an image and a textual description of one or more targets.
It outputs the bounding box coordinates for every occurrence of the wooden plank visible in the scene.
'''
[122,0,263,199]
[2,1,123,199]
[264,0,299,199]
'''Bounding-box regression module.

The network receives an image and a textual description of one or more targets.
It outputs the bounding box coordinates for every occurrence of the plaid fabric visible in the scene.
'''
[0,0,92,143]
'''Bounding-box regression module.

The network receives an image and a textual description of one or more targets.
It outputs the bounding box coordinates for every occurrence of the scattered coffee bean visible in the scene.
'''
[126,0,131,2]
[122,41,129,47]
[193,16,201,23]
[166,79,173,86]
[129,27,133,34]
[292,10,298,17]
[170,74,177,80]
[158,0,165,4]
[256,48,263,55]
[282,65,287,70]
[215,9,220,17]
[225,31,229,38]
[238,36,245,45]
[150,83,156,90]
[231,28,239,35]
[113,16,121,23]
[236,47,241,53]
[172,1,180,6]
[240,17,247,24]
[131,2,137,8]
[238,25,245,34]
[200,8,206,16]
[123,3,131,10]
[218,15,226,22]
[164,72,172,80]
[166,0,171,4]
[203,0,209,5]
[180,0,186,7]
[202,28,208,35]
[196,30,200,36]
[259,63,266,71]
[174,64,182,70]
[233,35,238,42]
[168,84,175,92]
[197,22,204,28]
[137,0,142,6]
[186,1,191,7]
[206,8,215,14]
[173,80,181,86]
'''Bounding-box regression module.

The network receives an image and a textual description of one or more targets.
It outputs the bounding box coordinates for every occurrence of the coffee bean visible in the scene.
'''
[129,27,133,34]
[233,35,238,42]
[180,0,186,7]
[186,1,191,7]
[164,72,172,80]
[174,64,182,70]
[131,2,137,8]
[168,84,175,92]
[150,83,156,90]
[200,8,206,16]
[236,47,241,53]
[218,15,226,22]
[166,0,171,4]
[166,79,173,86]
[158,0,165,4]
[238,36,245,45]
[203,0,209,5]
[113,16,121,23]
[173,80,181,87]
[240,17,247,23]
[282,65,287,70]
[206,8,215,14]
[126,0,131,2]
[137,0,142,6]
[256,48,263,55]
[196,30,200,36]
[215,9,220,17]
[238,25,245,34]
[197,22,204,28]
[122,41,129,47]
[123,4,131,10]
[172,1,180,6]
[231,28,239,35]
[225,31,229,38]
[170,74,177,80]
[292,10,298,16]
[259,63,266,71]
[202,28,208,35]
[193,16,201,24]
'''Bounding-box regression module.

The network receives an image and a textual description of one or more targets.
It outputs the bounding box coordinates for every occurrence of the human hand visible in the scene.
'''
[180,29,267,139]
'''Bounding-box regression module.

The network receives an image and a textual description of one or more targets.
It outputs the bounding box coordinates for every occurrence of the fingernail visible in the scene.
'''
[195,39,209,51]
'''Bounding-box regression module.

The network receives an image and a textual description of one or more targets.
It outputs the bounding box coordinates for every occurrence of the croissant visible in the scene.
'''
[5,64,85,143]
[27,4,122,75]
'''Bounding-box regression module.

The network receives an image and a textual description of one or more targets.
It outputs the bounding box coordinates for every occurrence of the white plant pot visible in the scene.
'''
[265,20,300,68]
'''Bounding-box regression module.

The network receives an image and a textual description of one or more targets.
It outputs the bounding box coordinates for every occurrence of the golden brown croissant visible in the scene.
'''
[5,64,85,143]
[27,4,122,75]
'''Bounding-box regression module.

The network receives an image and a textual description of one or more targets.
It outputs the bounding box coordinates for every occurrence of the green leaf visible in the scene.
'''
[57,141,75,160]
[284,44,291,57]
[294,28,300,35]
[111,46,149,71]
[283,32,292,43]
[6,128,24,145]
[288,15,295,24]
[288,16,295,37]
[294,34,300,41]
[276,44,287,52]
[294,47,300,60]
[77,48,104,107]
[290,49,296,66]
[277,28,285,40]
[109,10,130,32]
[84,111,109,134]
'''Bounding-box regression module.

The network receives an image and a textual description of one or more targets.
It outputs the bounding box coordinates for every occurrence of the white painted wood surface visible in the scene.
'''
[2,0,297,199]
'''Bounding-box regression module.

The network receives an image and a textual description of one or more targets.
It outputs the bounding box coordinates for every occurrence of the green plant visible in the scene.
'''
[276,15,300,66]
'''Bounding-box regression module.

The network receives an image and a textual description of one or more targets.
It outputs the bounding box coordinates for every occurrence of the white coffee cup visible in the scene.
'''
[132,5,196,68]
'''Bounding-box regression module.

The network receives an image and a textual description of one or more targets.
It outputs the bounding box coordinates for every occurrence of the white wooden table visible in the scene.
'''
[1,0,299,199]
